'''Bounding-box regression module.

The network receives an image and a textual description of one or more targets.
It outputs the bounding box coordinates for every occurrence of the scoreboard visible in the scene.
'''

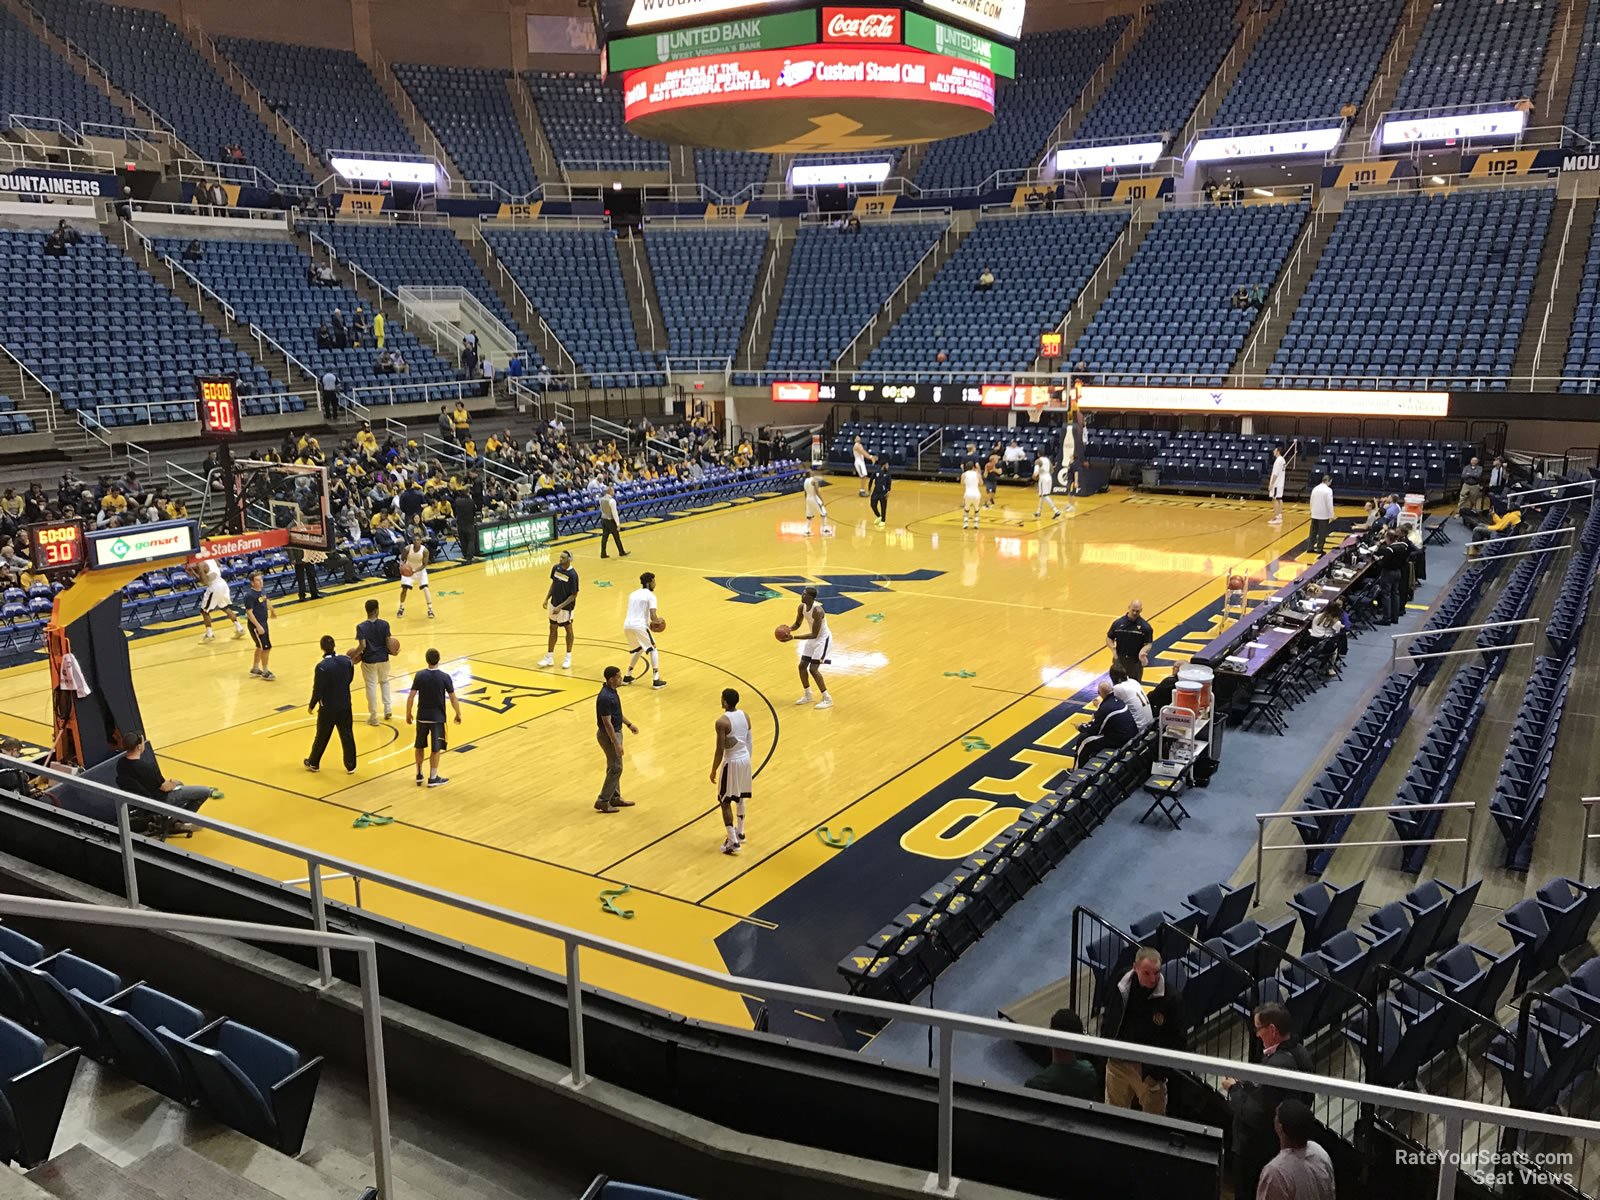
[197,376,242,439]
[27,520,84,573]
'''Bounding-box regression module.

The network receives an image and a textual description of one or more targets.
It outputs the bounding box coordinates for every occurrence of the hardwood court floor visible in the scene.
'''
[0,480,1352,1028]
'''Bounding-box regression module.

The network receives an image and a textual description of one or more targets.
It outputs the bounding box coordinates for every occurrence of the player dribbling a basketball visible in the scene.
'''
[710,687,752,854]
[192,555,246,642]
[793,586,833,709]
[623,571,666,689]
[397,532,434,619]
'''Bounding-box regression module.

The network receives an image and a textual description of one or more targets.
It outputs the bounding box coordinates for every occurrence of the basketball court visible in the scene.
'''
[0,478,1353,1036]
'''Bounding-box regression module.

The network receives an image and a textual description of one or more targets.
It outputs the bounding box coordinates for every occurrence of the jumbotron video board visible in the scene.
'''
[594,0,1020,151]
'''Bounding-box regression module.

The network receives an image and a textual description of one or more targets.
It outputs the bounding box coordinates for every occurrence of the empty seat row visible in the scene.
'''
[1388,664,1491,872]
[0,920,321,1163]
[1489,652,1576,871]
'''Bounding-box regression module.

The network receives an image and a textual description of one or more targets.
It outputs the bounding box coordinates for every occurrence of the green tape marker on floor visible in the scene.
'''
[600,883,635,918]
[595,581,613,588]
[353,813,394,829]
[436,590,464,596]
[961,736,991,752]
[944,669,976,678]
[817,825,854,849]
[866,612,886,623]
[754,587,781,600]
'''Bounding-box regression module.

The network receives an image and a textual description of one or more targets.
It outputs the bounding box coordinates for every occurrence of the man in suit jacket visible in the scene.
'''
[304,635,357,774]
[1221,1002,1317,1200]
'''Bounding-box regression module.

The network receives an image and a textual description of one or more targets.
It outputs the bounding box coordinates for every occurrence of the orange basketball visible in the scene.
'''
[386,636,401,655]
[650,617,667,633]
[775,624,793,642]
[399,564,414,578]
[1227,573,1246,592]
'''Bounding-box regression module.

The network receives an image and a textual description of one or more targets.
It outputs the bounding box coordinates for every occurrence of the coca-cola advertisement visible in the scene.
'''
[821,7,902,43]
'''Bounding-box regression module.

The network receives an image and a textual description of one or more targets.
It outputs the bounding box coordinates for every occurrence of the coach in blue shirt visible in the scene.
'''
[1070,680,1139,768]
[305,635,357,774]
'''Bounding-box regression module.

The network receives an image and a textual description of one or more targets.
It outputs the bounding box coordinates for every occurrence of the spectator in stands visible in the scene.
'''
[1108,663,1152,730]
[1101,947,1185,1115]
[437,406,454,443]
[43,227,68,257]
[452,400,471,444]
[1487,456,1510,496]
[116,731,219,835]
[375,351,395,376]
[372,310,386,350]
[319,369,339,421]
[316,262,338,286]
[181,239,203,262]
[1308,474,1334,555]
[480,356,495,398]
[1025,1008,1098,1100]
[1249,284,1266,310]
[1067,679,1136,768]
[1258,1099,1335,1200]
[208,180,229,214]
[1458,457,1484,515]
[1107,599,1153,681]
[935,349,948,364]
[391,350,409,375]
[1220,1002,1316,1199]
[1003,439,1028,478]
[1232,285,1251,310]
[331,309,349,349]
[975,266,995,292]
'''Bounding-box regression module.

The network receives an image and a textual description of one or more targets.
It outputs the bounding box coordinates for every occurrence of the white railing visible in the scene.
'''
[1582,797,1600,883]
[395,286,519,369]
[1233,201,1326,378]
[469,226,579,375]
[1172,0,1270,155]
[507,376,543,419]
[191,22,320,172]
[1544,0,1580,118]
[1253,802,1479,901]
[509,75,562,185]
[741,223,786,373]
[247,324,318,387]
[620,235,659,351]
[421,432,523,488]
[1052,205,1147,344]
[1040,9,1148,155]
[642,212,769,230]
[0,893,396,1200]
[1353,0,1429,136]
[0,130,113,175]
[1531,194,1580,380]
[346,378,485,408]
[0,757,1593,1200]
[165,459,210,504]
[835,211,957,371]
[1390,615,1543,671]
[370,54,455,176]
[0,339,57,433]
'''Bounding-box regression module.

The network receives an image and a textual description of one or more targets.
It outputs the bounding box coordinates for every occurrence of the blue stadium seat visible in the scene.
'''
[525,71,666,168]
[0,1014,79,1168]
[1392,0,1554,114]
[645,227,766,363]
[157,1019,323,1154]
[0,4,125,132]
[394,64,541,198]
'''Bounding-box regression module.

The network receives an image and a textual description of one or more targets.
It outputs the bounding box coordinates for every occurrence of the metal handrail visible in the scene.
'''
[469,226,578,375]
[835,211,956,371]
[0,335,56,433]
[1,758,1592,1198]
[1234,202,1324,378]
[1581,797,1600,884]
[1253,801,1479,899]
[0,893,394,1200]
[1531,194,1579,380]
[1390,615,1541,669]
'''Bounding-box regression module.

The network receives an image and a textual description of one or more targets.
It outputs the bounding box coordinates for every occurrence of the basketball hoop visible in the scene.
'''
[1023,400,1048,424]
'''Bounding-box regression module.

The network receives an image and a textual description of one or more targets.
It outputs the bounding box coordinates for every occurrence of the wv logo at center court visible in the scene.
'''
[455,675,563,715]
[705,570,945,614]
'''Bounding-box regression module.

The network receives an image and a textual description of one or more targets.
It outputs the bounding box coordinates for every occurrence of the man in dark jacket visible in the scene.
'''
[1069,680,1140,768]
[1025,1008,1100,1101]
[1101,948,1186,1114]
[1221,1002,1316,1200]
[304,635,357,774]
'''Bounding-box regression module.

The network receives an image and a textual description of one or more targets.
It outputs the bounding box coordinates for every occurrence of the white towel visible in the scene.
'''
[58,652,91,698]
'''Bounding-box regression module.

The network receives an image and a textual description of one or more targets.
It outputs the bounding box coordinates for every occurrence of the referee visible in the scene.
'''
[304,635,357,774]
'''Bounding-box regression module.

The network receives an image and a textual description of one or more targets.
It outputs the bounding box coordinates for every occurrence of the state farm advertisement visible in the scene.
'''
[622,45,995,119]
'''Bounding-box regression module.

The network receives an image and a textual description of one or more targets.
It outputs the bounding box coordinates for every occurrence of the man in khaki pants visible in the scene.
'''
[1101,948,1187,1115]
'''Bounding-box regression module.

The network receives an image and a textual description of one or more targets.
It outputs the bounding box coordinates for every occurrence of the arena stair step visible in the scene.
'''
[26,1146,162,1200]
[507,75,562,188]
[0,1166,53,1199]
[737,219,796,374]
[1346,0,1432,147]
[1516,194,1598,383]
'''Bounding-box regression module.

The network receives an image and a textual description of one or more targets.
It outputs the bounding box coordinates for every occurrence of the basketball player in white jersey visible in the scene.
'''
[802,468,833,537]
[710,686,752,854]
[622,571,665,688]
[1060,421,1077,514]
[960,460,983,529]
[1033,451,1062,520]
[396,532,434,619]
[1267,447,1286,525]
[191,556,246,642]
[852,436,876,496]
[792,585,833,709]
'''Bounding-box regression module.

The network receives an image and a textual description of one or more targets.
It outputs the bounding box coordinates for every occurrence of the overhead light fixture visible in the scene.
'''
[1431,175,1446,185]
[1380,108,1526,146]
[1054,140,1164,173]
[329,156,438,185]
[1252,187,1272,196]
[788,161,894,187]
[612,181,623,191]
[1189,125,1343,162]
